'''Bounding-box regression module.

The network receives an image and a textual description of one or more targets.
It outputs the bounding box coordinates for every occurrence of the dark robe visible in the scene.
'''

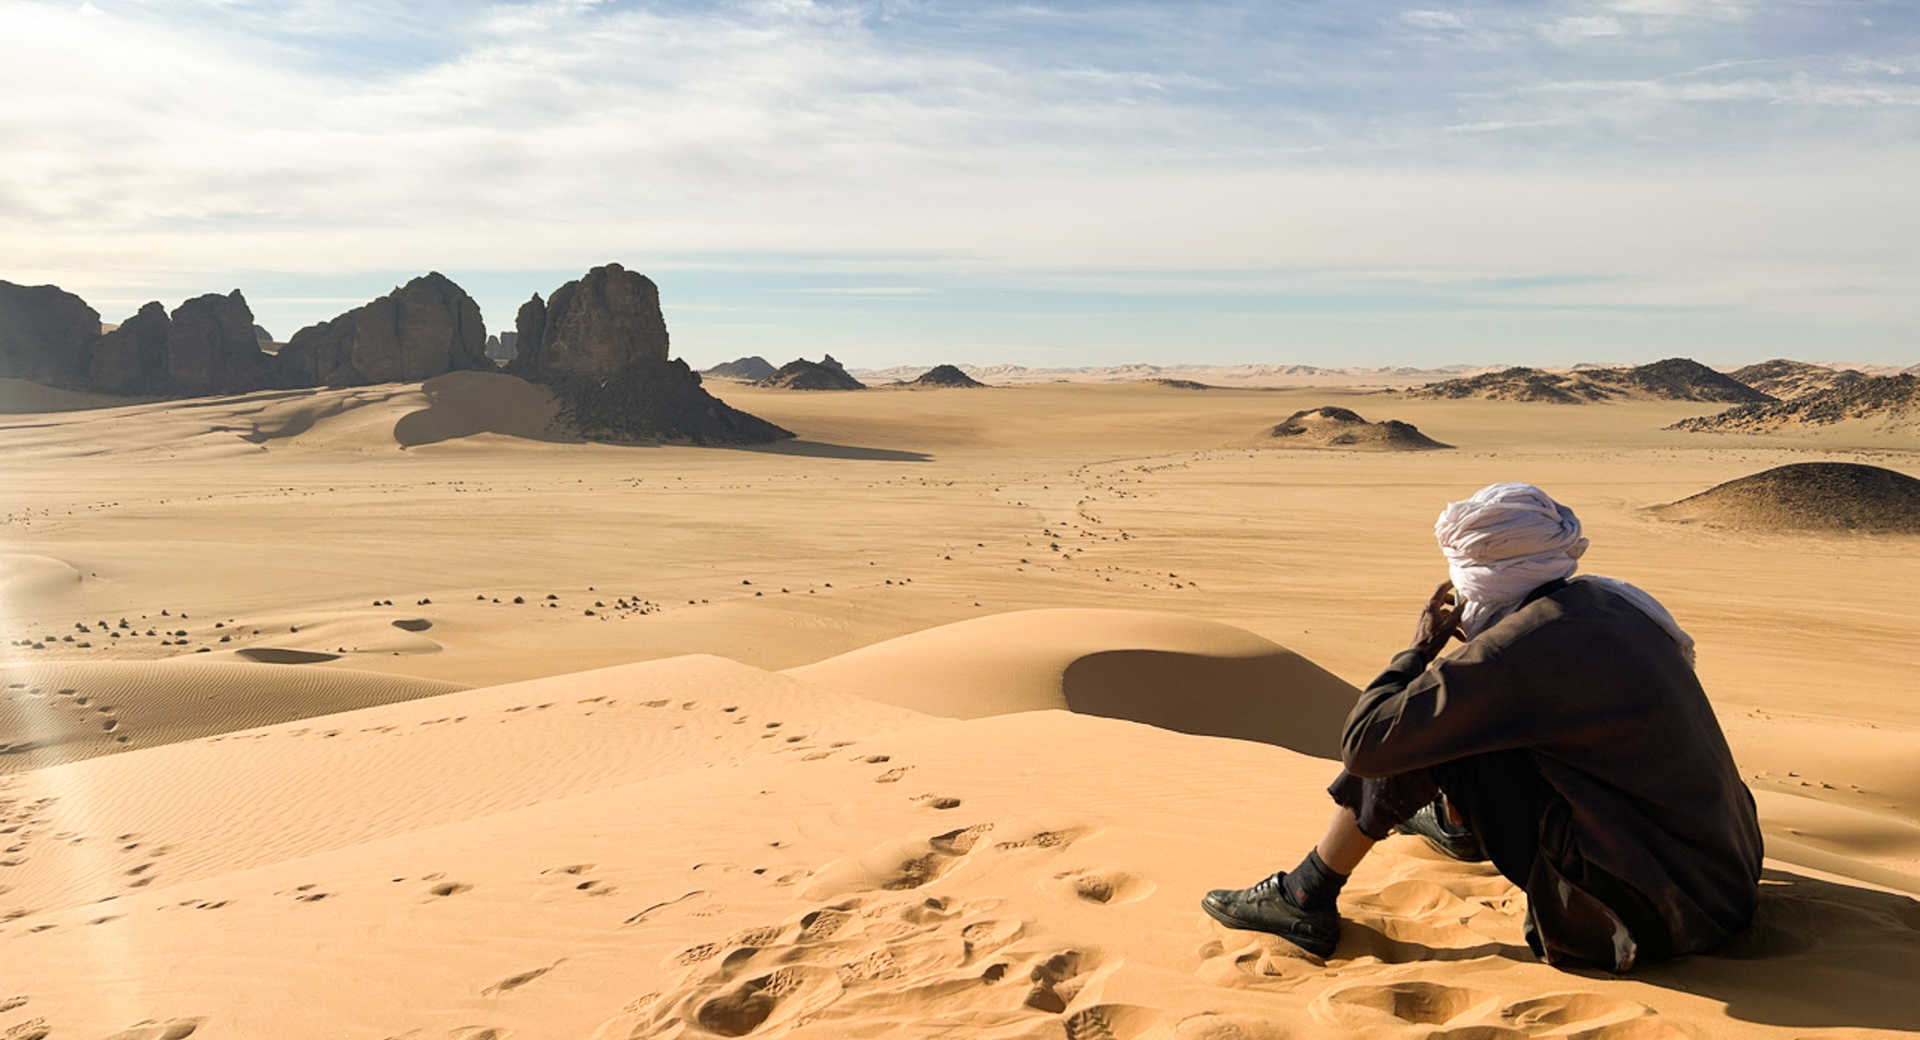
[1330,578,1762,969]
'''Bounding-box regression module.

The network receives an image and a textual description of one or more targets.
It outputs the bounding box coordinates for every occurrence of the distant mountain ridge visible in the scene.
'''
[1410,358,1773,404]
[1669,374,1919,433]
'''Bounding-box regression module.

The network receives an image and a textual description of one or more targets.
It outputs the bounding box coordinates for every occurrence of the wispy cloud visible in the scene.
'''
[2,0,1917,365]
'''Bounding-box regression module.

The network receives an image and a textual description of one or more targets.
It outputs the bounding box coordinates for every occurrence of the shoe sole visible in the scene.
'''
[1199,897,1337,959]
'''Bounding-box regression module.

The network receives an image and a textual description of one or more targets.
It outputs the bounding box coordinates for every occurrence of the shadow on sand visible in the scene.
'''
[390,372,929,460]
[726,438,932,463]
[1638,868,1920,1032]
[1334,867,1920,1032]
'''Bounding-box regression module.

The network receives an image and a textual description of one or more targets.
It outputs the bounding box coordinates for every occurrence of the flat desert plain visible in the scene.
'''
[1,375,1917,1040]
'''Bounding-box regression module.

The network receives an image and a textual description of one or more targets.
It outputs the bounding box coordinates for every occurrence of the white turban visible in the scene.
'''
[1435,482,1695,666]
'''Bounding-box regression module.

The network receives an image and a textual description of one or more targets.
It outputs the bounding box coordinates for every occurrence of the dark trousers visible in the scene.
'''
[1328,753,1672,970]
[1327,749,1556,889]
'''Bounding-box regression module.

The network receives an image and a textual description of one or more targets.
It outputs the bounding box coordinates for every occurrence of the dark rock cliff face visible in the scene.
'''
[514,294,546,367]
[275,272,488,387]
[511,263,790,444]
[0,280,100,387]
[511,264,667,382]
[166,290,269,396]
[89,301,172,395]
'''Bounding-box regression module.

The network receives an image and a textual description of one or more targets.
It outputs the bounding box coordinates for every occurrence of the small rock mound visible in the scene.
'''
[1265,407,1451,451]
[1146,378,1214,390]
[1669,374,1919,433]
[1730,359,1867,400]
[1649,463,1920,534]
[904,364,986,388]
[703,356,777,382]
[758,355,866,390]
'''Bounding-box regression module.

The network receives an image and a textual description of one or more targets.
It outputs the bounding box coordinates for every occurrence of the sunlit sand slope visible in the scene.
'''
[788,608,1357,759]
[0,659,464,770]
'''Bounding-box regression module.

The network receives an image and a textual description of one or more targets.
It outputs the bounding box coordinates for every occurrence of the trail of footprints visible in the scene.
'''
[601,816,1134,1039]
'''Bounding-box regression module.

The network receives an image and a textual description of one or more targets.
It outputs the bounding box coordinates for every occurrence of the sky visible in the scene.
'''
[4,0,1918,370]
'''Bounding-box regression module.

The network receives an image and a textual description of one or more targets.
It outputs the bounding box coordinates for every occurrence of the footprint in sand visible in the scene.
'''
[1064,1004,1165,1040]
[692,966,840,1038]
[482,961,559,996]
[1055,869,1154,906]
[1311,980,1668,1038]
[1023,948,1103,1014]
[100,1019,203,1040]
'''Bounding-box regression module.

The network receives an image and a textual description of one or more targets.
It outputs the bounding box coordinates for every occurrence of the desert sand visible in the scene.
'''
[2,378,1917,1039]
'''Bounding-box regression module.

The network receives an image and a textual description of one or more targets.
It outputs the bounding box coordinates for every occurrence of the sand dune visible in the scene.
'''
[0,659,464,770]
[0,646,1914,1039]
[789,608,1355,759]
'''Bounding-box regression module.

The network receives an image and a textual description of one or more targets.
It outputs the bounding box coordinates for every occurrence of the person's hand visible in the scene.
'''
[1410,580,1463,661]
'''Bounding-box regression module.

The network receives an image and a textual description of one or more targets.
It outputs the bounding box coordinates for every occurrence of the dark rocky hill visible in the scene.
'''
[1265,406,1451,450]
[511,263,790,444]
[905,364,987,388]
[1669,374,1919,433]
[758,355,867,390]
[276,272,490,387]
[704,356,778,381]
[1649,462,1920,533]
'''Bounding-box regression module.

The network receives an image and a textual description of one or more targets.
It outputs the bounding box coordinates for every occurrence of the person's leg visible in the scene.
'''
[1199,771,1433,956]
[1315,806,1376,875]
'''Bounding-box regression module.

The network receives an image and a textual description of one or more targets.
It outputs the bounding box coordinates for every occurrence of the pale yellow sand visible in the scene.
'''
[1,377,1916,1038]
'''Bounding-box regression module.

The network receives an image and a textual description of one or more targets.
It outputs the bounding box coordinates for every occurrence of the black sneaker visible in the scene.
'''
[1395,797,1488,862]
[1200,871,1340,958]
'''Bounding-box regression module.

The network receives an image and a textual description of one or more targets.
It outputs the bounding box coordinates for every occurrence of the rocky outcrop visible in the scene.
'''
[484,331,517,363]
[758,356,867,390]
[510,264,666,382]
[1413,358,1773,404]
[511,263,790,444]
[1265,406,1451,450]
[703,356,777,381]
[1729,359,1866,400]
[88,301,171,395]
[905,364,987,388]
[0,279,99,387]
[166,290,269,396]
[1649,463,1920,533]
[275,272,488,387]
[1609,358,1774,403]
[514,295,546,363]
[1668,374,1919,433]
[253,324,276,348]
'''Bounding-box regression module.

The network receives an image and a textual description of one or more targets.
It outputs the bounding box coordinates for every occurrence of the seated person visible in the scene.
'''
[1202,483,1762,971]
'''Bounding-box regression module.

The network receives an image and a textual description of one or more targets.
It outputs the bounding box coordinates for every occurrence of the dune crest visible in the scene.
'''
[787,608,1356,759]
